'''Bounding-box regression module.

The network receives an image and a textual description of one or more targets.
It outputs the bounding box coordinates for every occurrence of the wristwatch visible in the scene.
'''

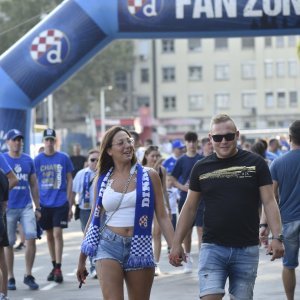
[272,234,284,242]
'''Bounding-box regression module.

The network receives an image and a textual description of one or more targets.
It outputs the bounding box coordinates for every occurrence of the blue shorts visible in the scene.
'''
[6,204,37,246]
[39,202,69,230]
[282,220,300,269]
[198,243,259,299]
[94,227,149,272]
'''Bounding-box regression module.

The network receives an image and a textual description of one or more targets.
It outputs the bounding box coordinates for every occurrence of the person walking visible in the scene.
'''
[34,128,74,283]
[77,126,174,300]
[162,139,185,174]
[70,143,86,178]
[169,114,284,299]
[72,148,100,278]
[142,145,171,276]
[3,129,41,291]
[260,120,300,300]
[171,131,203,273]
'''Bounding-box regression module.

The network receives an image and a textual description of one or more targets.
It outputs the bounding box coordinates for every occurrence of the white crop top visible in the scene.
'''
[102,183,136,227]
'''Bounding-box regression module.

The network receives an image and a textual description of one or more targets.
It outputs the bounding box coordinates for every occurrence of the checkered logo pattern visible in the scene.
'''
[30,29,65,61]
[139,215,148,228]
[130,235,153,256]
[127,0,147,15]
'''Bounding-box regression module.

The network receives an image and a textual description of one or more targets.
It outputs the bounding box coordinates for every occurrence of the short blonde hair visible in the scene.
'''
[210,114,237,131]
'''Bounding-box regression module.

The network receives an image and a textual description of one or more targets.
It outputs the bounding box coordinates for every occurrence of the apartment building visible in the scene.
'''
[132,36,300,140]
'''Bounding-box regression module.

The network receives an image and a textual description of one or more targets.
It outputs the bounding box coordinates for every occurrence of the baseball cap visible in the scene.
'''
[6,129,24,141]
[43,128,56,140]
[172,139,185,149]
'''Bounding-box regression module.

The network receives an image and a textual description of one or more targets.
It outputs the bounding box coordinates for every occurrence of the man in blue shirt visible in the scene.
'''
[4,129,41,291]
[34,128,74,283]
[163,139,185,174]
[264,120,300,300]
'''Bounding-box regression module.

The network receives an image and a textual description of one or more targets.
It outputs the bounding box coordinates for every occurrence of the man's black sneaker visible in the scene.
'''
[53,268,63,283]
[23,275,39,290]
[47,269,55,281]
[7,278,16,290]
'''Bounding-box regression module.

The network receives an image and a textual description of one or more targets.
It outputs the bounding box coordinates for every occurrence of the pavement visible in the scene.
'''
[8,220,299,300]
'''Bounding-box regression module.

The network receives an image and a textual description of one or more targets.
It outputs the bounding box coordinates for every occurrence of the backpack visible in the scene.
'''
[0,169,9,202]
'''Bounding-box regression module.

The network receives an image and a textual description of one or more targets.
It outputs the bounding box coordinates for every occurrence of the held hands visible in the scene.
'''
[168,244,186,267]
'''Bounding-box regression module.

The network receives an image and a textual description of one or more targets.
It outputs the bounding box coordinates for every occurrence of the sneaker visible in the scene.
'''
[7,278,16,290]
[89,268,97,279]
[154,266,161,276]
[14,242,25,251]
[47,269,55,281]
[23,275,39,290]
[53,268,63,283]
[0,292,9,300]
[183,255,193,274]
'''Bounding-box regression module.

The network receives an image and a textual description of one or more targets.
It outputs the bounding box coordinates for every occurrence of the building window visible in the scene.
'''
[288,36,296,47]
[162,39,174,53]
[137,96,150,107]
[242,92,256,108]
[215,93,230,109]
[215,64,229,80]
[242,37,255,49]
[264,61,273,78]
[289,91,298,107]
[140,68,149,83]
[288,60,298,77]
[241,63,256,79]
[188,94,204,110]
[277,91,286,108]
[214,38,228,50]
[265,37,272,48]
[115,71,127,91]
[163,96,176,111]
[162,67,175,82]
[276,36,284,48]
[265,92,274,108]
[188,66,203,81]
[188,39,202,52]
[276,61,285,78]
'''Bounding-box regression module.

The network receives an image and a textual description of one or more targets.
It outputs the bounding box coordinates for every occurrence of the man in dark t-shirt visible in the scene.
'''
[70,144,86,178]
[169,114,284,300]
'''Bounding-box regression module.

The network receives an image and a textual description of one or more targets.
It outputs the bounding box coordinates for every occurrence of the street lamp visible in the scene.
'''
[100,85,113,138]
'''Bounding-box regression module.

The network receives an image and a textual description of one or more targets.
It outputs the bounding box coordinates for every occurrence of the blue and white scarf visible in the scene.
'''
[81,163,155,269]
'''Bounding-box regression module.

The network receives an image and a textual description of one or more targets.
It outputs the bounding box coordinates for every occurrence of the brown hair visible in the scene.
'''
[141,145,159,166]
[97,126,137,176]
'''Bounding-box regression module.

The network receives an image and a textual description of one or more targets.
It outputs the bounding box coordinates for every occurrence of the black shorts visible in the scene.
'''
[39,202,69,230]
[0,214,9,247]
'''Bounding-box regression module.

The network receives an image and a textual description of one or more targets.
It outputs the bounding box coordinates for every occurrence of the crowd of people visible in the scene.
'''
[0,113,299,299]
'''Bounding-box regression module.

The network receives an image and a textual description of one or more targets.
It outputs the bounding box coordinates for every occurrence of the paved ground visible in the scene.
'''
[8,220,299,299]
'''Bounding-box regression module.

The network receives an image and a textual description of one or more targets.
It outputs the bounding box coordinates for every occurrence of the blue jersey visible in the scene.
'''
[3,153,35,209]
[270,149,300,224]
[0,153,12,174]
[34,152,74,207]
[171,153,203,200]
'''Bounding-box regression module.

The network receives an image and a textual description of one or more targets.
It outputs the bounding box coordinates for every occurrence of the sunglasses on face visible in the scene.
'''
[211,133,236,142]
[90,158,98,162]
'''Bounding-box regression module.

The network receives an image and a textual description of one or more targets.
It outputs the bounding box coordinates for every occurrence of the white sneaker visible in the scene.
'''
[154,265,161,276]
[89,268,97,279]
[0,293,9,300]
[184,255,193,273]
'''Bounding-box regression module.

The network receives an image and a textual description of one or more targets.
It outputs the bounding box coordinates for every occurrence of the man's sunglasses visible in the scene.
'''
[211,133,236,143]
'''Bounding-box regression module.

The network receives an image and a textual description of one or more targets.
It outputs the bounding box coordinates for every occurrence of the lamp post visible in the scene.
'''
[100,85,113,138]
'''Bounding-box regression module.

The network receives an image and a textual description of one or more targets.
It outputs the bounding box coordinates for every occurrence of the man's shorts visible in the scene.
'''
[282,220,300,269]
[6,204,37,246]
[198,243,259,299]
[39,202,69,230]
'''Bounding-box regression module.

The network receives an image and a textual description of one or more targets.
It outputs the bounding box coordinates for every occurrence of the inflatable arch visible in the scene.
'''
[1,0,300,152]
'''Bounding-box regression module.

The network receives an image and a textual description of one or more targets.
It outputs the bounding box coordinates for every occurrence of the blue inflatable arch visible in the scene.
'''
[1,0,300,152]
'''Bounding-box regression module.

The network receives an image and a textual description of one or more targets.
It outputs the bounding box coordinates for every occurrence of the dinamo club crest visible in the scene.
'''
[127,0,163,18]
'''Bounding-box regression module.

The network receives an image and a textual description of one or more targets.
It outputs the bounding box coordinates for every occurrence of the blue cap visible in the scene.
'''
[172,139,185,149]
[6,129,24,140]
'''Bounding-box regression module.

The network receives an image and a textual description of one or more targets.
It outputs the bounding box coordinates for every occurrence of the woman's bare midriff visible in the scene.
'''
[107,225,134,237]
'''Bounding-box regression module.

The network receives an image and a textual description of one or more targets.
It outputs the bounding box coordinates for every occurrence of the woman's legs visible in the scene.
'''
[125,268,155,300]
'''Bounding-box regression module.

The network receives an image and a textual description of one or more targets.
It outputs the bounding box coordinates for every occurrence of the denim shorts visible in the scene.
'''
[198,243,259,299]
[282,220,300,269]
[94,227,140,272]
[6,204,37,246]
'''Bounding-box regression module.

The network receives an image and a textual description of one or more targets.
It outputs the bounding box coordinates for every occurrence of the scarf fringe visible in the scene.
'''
[126,255,156,269]
[81,241,98,257]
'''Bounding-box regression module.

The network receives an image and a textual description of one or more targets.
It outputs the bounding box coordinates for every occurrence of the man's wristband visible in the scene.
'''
[35,208,41,213]
[259,223,268,228]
